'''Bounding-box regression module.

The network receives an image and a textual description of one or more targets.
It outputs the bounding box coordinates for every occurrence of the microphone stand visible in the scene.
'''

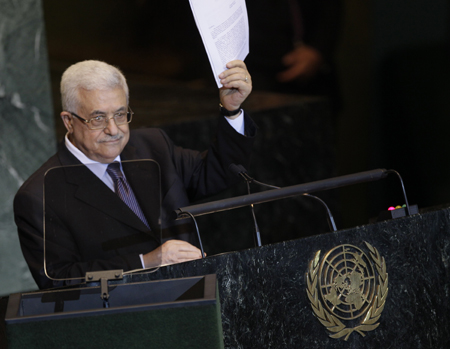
[229,165,337,246]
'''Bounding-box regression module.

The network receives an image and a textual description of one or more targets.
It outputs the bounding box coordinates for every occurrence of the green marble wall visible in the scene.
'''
[0,0,55,296]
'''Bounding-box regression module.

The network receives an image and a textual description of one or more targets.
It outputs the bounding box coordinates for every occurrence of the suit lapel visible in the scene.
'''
[57,145,154,234]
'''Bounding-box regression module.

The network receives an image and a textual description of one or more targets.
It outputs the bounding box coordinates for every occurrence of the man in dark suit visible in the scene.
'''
[14,59,256,289]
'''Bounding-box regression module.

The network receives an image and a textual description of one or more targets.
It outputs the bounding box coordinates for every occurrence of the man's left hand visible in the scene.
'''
[219,60,252,112]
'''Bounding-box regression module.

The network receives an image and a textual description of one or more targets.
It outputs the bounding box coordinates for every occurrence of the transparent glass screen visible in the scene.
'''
[43,160,162,286]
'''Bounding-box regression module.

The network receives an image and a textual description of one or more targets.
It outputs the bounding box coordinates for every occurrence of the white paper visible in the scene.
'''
[189,0,249,88]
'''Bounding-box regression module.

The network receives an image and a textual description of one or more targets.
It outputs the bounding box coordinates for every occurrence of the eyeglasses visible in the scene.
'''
[69,107,133,130]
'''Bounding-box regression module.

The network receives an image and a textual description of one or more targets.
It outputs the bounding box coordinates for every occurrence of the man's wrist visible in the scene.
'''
[219,103,241,117]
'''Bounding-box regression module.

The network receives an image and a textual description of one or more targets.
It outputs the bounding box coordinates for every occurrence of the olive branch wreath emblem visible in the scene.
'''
[306,242,388,341]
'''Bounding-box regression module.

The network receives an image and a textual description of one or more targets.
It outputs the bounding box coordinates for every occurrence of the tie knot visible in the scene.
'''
[107,162,123,181]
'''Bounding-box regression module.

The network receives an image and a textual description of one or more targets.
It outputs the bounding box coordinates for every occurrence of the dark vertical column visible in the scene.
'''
[370,0,450,211]
[0,0,55,295]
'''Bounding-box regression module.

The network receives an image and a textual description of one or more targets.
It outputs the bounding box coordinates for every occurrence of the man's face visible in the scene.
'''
[61,88,130,163]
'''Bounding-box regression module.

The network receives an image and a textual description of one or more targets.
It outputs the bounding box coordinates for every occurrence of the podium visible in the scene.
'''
[109,204,450,348]
[4,205,450,348]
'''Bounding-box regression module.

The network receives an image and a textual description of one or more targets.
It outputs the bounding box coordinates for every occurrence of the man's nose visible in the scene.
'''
[103,116,119,135]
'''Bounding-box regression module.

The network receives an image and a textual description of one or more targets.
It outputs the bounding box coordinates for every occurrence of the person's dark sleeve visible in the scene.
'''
[162,112,257,202]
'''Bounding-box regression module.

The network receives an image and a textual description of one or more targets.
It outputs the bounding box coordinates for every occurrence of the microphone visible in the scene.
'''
[229,164,337,233]
[229,163,249,181]
[229,164,263,247]
[229,164,279,189]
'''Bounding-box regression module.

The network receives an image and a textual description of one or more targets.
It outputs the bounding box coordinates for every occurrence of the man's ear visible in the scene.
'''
[61,112,73,133]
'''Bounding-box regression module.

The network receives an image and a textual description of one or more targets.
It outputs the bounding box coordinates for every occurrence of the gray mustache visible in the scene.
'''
[99,134,123,143]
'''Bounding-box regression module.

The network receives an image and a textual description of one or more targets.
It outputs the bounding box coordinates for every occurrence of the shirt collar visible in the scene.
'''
[64,132,121,179]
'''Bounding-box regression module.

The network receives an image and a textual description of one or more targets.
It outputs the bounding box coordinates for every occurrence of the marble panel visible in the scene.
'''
[0,0,55,296]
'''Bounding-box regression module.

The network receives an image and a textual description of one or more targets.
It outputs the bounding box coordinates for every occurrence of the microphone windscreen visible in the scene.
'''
[236,164,247,173]
[228,163,243,177]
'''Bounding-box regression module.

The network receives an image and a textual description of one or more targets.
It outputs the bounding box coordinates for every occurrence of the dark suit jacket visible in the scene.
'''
[14,114,256,289]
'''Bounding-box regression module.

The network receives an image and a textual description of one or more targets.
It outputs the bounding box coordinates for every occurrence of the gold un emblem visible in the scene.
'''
[306,242,388,340]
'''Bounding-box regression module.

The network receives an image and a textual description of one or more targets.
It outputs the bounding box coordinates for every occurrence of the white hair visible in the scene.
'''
[61,60,129,112]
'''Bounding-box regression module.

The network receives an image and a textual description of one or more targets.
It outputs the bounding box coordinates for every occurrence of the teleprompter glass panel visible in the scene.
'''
[43,160,162,286]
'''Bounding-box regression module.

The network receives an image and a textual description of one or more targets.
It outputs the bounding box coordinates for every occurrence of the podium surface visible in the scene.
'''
[118,204,450,348]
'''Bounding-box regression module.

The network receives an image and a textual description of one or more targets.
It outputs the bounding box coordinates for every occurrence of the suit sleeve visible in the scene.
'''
[163,112,257,202]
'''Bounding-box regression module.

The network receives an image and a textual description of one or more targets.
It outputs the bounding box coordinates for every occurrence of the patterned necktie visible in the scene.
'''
[106,162,150,229]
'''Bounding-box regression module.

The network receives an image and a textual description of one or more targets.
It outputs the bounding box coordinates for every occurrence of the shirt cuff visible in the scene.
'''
[224,111,245,135]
